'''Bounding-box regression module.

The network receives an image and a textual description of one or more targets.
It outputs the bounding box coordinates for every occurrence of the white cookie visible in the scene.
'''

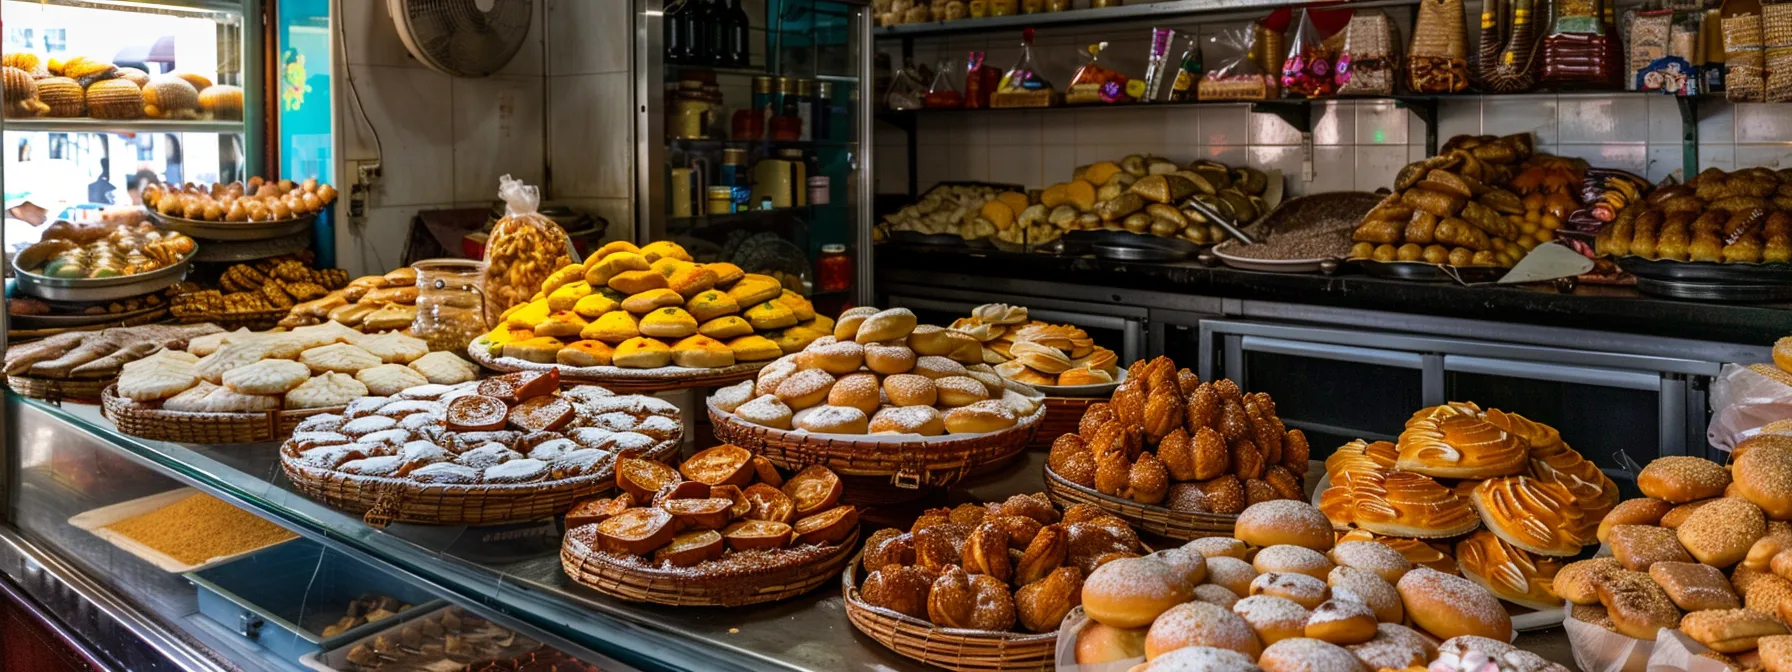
[184,328,252,357]
[284,371,368,409]
[353,332,429,364]
[288,321,363,350]
[355,364,428,396]
[118,356,199,401]
[162,380,222,412]
[188,386,282,413]
[148,349,201,365]
[299,343,381,374]
[194,341,275,384]
[222,359,312,395]
[407,351,477,385]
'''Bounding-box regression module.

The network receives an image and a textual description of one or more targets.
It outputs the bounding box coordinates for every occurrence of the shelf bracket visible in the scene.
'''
[1395,97,1439,157]
[1251,101,1315,183]
[1676,95,1699,182]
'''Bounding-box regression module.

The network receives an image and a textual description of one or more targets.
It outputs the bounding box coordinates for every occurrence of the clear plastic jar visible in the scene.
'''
[412,259,489,354]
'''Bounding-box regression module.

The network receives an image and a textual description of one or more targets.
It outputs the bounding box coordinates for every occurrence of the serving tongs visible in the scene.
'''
[1181,196,1258,246]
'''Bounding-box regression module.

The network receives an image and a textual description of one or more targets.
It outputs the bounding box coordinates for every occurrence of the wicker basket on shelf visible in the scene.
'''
[560,526,858,607]
[1043,466,1240,540]
[1028,396,1100,451]
[708,404,1045,491]
[842,550,1055,672]
[100,384,342,444]
[9,375,112,403]
[468,335,766,393]
[280,437,679,527]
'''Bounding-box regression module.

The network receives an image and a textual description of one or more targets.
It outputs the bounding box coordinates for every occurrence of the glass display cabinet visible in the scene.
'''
[636,0,875,317]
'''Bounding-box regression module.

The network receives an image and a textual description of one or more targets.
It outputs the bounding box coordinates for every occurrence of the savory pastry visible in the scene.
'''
[1354,470,1482,539]
[1638,456,1732,503]
[1609,524,1695,571]
[1649,561,1741,611]
[1677,497,1767,567]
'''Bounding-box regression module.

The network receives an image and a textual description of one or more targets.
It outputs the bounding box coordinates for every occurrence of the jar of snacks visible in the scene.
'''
[412,259,489,354]
[817,244,852,293]
[483,175,573,326]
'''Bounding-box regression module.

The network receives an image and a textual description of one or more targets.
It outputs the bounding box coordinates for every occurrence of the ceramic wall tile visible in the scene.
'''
[495,0,545,77]
[987,145,1043,188]
[1435,99,1483,140]
[1482,97,1557,144]
[349,65,456,207]
[1042,145,1079,184]
[1164,109,1202,148]
[1196,105,1250,146]
[545,0,629,76]
[1249,108,1304,146]
[874,141,910,194]
[1644,144,1685,183]
[1733,104,1792,143]
[1357,101,1409,145]
[547,72,633,199]
[1698,145,1736,172]
[1248,146,1306,195]
[1355,145,1409,191]
[986,111,1043,146]
[1557,96,1649,144]
[1313,102,1355,146]
[453,76,546,202]
[1554,143,1647,176]
[1698,101,1736,144]
[947,142,991,182]
[338,203,444,276]
[1076,108,1166,146]
[1646,95,1683,144]
[1307,147,1355,194]
[339,0,414,68]
[560,198,635,242]
[1194,146,1247,167]
[1734,144,1792,170]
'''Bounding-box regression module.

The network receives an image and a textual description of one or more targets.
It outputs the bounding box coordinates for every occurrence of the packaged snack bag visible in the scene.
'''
[483,175,572,326]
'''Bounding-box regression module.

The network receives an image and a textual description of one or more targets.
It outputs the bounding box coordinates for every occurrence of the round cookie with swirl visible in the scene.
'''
[1396,411,1529,479]
[1351,470,1482,539]
[1468,475,1584,557]
[1454,529,1565,610]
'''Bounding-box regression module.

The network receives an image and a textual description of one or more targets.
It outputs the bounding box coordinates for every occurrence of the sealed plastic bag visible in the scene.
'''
[1199,26,1275,100]
[1066,42,1132,104]
[1409,0,1471,92]
[1281,9,1339,97]
[1707,362,1792,451]
[924,57,964,108]
[483,175,572,325]
[1337,11,1400,95]
[885,61,927,110]
[992,28,1058,108]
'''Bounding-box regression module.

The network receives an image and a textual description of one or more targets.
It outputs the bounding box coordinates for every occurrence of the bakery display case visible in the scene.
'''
[637,0,875,317]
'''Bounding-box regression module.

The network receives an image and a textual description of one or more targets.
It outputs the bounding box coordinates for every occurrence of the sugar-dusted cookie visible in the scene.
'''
[407,351,478,385]
[222,359,312,395]
[299,342,381,374]
[285,371,368,409]
[354,332,429,364]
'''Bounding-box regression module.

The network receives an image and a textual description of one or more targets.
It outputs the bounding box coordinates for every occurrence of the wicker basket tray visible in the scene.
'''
[561,526,858,607]
[468,335,766,393]
[1043,465,1239,540]
[100,385,345,444]
[708,403,1046,490]
[281,437,679,527]
[8,374,112,403]
[1028,397,1099,451]
[842,550,1055,671]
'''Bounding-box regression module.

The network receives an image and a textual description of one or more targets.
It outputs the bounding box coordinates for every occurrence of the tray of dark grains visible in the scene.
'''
[1212,192,1384,273]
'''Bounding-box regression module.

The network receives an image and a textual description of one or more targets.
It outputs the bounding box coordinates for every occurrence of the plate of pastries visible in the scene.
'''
[12,220,195,282]
[950,303,1123,393]
[846,494,1149,670]
[1314,402,1619,630]
[143,177,337,239]
[2,53,242,121]
[1044,355,1308,539]
[708,306,1047,438]
[560,445,860,606]
[1553,440,1792,663]
[470,240,830,383]
[278,266,420,333]
[1066,499,1556,672]
[1597,167,1792,267]
[169,254,353,330]
[281,372,683,526]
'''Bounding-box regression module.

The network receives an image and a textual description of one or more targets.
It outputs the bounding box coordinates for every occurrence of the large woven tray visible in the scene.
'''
[708,403,1046,490]
[842,551,1054,672]
[1042,465,1239,540]
[9,374,111,403]
[1028,397,1099,451]
[561,525,858,607]
[467,335,766,393]
[101,385,344,444]
[280,437,679,527]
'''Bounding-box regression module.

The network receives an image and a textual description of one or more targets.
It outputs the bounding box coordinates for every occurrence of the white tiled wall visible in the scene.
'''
[875,10,1792,199]
[334,0,547,275]
[543,0,635,236]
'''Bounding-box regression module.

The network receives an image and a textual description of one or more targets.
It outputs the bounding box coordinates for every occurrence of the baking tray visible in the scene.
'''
[1633,277,1792,302]
[1352,259,1507,283]
[1210,242,1333,273]
[1616,256,1792,283]
[147,210,315,241]
[1067,230,1204,262]
[11,254,193,302]
[5,304,166,330]
[297,605,543,672]
[68,487,297,573]
[187,540,444,662]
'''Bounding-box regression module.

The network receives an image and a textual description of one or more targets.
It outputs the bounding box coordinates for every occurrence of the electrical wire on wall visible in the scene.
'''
[333,0,387,270]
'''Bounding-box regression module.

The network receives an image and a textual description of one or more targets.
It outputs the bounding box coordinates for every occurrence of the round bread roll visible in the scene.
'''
[868,406,945,437]
[1236,500,1335,551]
[944,400,1017,434]
[1347,623,1436,671]
[1677,497,1766,567]
[832,306,879,341]
[864,343,917,375]
[1396,567,1511,642]
[907,324,957,356]
[1150,548,1209,590]
[1138,646,1261,672]
[794,405,868,434]
[1082,556,1193,629]
[883,374,937,407]
[913,355,968,379]
[1231,595,1310,646]
[1327,565,1404,624]
[1259,638,1362,672]
[1186,537,1250,560]
[1305,598,1378,645]
[1192,583,1242,609]
[1206,556,1260,599]
[804,341,865,375]
[775,368,836,410]
[1250,572,1330,610]
[827,372,881,416]
[1598,498,1675,544]
[1253,545,1335,581]
[1329,541,1412,586]
[854,308,918,343]
[1638,456,1732,504]
[935,375,992,407]
[1144,601,1262,660]
[1074,622,1148,664]
[1735,443,1792,520]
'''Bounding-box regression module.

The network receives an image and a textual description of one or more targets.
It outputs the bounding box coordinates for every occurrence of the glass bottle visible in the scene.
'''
[691,0,719,66]
[411,259,489,354]
[667,0,693,64]
[817,244,852,293]
[723,0,751,67]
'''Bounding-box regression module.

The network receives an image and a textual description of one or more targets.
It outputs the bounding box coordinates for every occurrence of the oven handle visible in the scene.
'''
[1443,355,1662,391]
[1238,336,1425,369]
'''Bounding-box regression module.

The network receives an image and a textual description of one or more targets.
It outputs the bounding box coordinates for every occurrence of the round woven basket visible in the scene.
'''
[100,384,345,444]
[842,551,1055,671]
[1028,397,1099,451]
[1042,465,1239,540]
[561,526,858,607]
[8,375,111,403]
[708,404,1046,490]
[467,335,766,393]
[280,437,679,527]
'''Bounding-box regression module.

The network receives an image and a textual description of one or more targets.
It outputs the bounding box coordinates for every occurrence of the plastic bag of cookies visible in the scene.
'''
[483,174,573,325]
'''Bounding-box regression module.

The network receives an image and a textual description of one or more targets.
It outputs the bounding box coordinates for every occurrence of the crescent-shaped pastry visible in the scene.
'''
[1352,470,1483,539]
[1454,529,1566,611]
[1396,414,1529,479]
[1336,529,1460,575]
[1469,475,1585,557]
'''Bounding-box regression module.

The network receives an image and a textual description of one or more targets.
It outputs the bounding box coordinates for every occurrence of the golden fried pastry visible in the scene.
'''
[1231,595,1310,646]
[1678,497,1766,567]
[1650,561,1741,611]
[1305,598,1378,645]
[1015,566,1083,633]
[1454,530,1564,610]
[1554,557,1624,605]
[1143,601,1262,660]
[1396,411,1528,479]
[1600,498,1675,544]
[1082,556,1191,629]
[1609,524,1694,571]
[1468,475,1583,556]
[1236,500,1335,551]
[1335,529,1459,576]
[1396,567,1512,642]
[1353,470,1482,539]
[926,566,1015,631]
[1595,570,1682,641]
[1638,456,1732,504]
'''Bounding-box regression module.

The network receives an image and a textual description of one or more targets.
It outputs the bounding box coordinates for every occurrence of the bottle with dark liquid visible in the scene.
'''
[692,0,721,65]
[666,0,692,63]
[723,0,751,67]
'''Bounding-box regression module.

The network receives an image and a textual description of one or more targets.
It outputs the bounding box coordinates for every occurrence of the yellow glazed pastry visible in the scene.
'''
[573,289,624,318]
[668,265,719,298]
[671,335,735,368]
[775,290,816,322]
[589,240,640,260]
[557,340,614,367]
[726,275,783,306]
[728,335,783,361]
[608,269,668,295]
[532,311,588,339]
[686,290,740,322]
[650,257,695,277]
[547,280,593,312]
[504,300,552,329]
[585,252,650,286]
[699,316,754,340]
[621,288,685,314]
[581,311,640,343]
[744,301,799,330]
[612,337,672,368]
[706,262,746,287]
[769,326,826,354]
[639,307,699,338]
[502,337,563,363]
[640,240,693,263]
